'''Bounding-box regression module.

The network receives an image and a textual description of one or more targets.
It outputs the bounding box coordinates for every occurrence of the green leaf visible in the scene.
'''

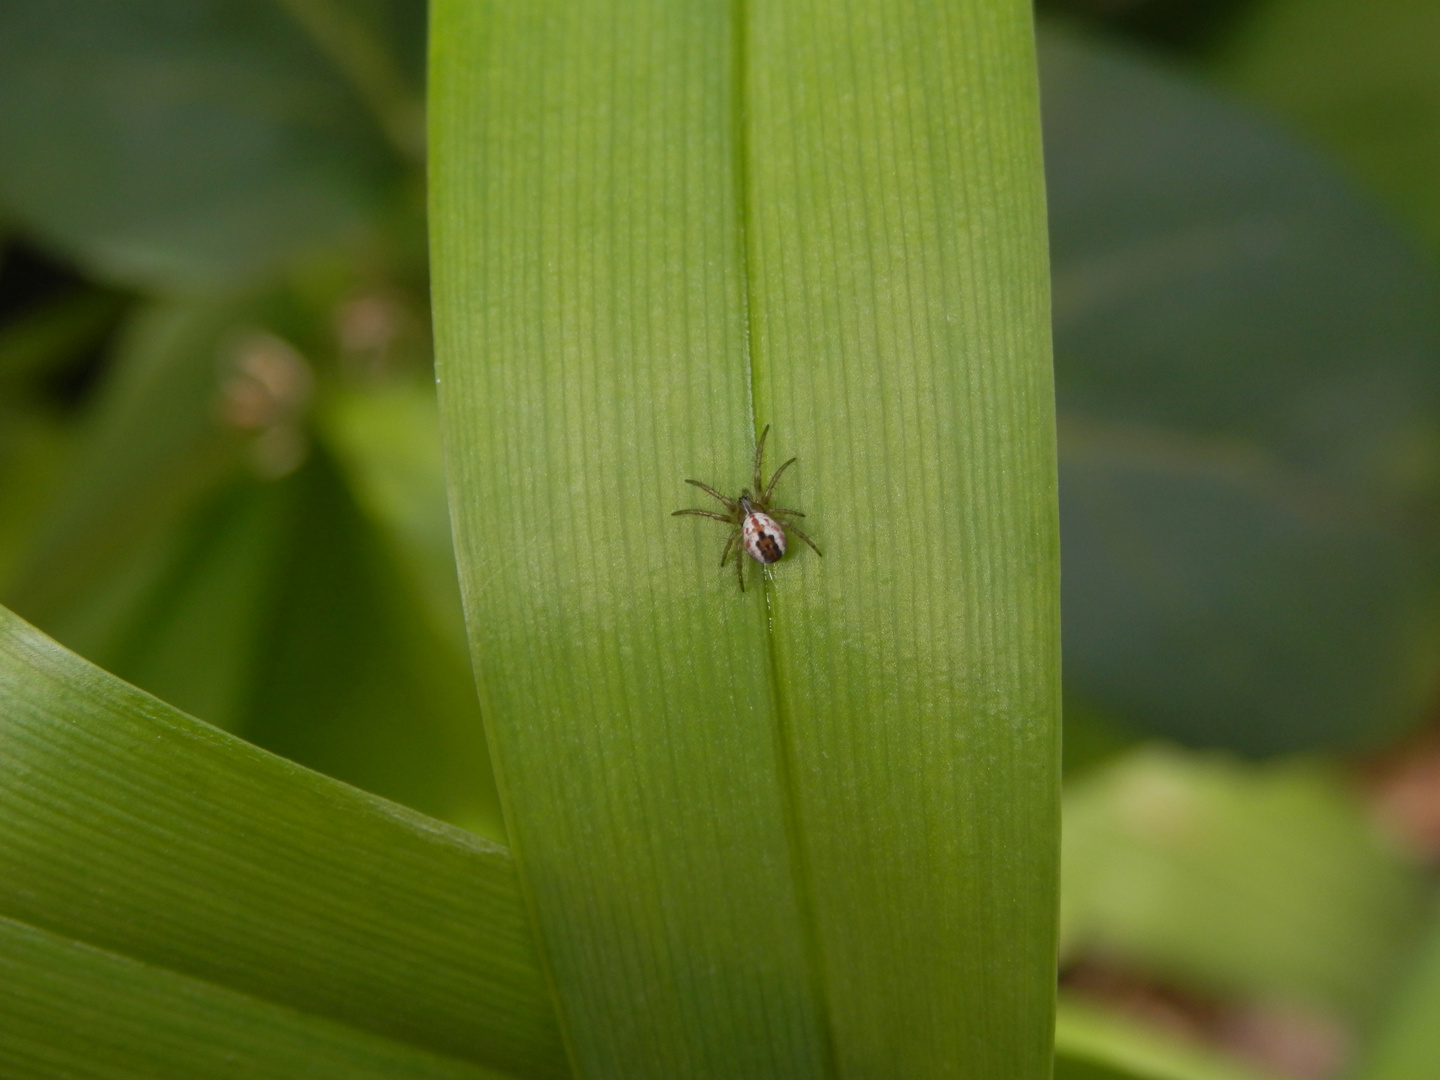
[0,604,565,1078]
[1042,30,1440,754]
[0,0,397,290]
[0,917,504,1080]
[1060,746,1428,1026]
[745,3,1059,1073]
[430,0,1058,1076]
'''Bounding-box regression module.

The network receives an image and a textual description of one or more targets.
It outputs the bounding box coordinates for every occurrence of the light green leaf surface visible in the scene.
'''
[745,3,1059,1075]
[0,604,565,1078]
[431,0,1058,1077]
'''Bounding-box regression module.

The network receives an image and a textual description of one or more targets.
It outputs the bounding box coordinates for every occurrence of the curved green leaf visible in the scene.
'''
[431,0,1059,1076]
[0,917,503,1080]
[0,604,565,1078]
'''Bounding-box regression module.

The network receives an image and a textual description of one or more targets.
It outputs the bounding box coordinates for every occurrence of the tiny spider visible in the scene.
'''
[673,424,822,591]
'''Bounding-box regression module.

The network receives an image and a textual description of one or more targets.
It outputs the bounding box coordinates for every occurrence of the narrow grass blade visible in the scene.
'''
[0,605,565,1079]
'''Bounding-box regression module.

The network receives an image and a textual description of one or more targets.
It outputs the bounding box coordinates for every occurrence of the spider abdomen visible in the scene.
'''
[742,511,787,564]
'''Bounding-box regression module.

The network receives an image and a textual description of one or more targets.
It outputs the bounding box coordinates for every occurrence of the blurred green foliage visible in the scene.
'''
[1062,748,1426,1025]
[1045,29,1440,755]
[1,0,1439,1076]
[1219,0,1440,257]
[0,0,407,290]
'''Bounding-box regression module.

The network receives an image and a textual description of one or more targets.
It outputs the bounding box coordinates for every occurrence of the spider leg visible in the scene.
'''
[684,479,738,511]
[761,457,796,504]
[673,508,733,523]
[784,522,823,557]
[736,544,746,591]
[766,507,805,518]
[752,425,771,492]
[720,527,740,566]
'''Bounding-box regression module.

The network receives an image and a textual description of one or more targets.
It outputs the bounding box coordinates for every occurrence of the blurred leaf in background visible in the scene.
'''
[1062,748,1427,1027]
[0,247,127,586]
[1044,28,1440,757]
[1218,0,1440,258]
[0,0,410,292]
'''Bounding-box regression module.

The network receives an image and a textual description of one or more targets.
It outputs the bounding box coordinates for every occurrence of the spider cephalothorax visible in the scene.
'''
[673,425,821,590]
